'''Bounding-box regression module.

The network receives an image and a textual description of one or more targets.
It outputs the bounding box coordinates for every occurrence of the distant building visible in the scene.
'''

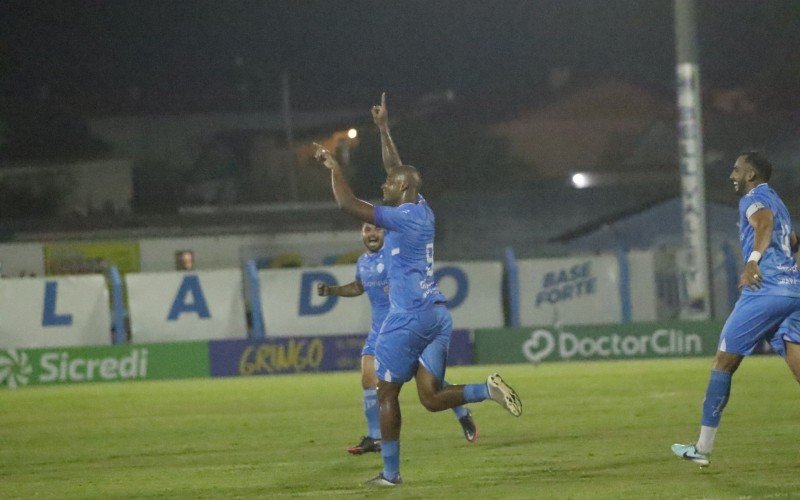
[489,80,675,181]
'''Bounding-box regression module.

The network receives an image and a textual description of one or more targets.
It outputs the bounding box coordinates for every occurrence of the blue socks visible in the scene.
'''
[701,370,732,427]
[363,388,381,439]
[381,440,400,481]
[442,380,469,418]
[452,404,469,419]
[464,382,490,403]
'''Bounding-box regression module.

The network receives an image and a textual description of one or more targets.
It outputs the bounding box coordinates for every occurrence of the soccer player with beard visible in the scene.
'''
[672,152,800,466]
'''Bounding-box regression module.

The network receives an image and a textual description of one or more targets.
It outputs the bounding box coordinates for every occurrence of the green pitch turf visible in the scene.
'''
[2,357,800,498]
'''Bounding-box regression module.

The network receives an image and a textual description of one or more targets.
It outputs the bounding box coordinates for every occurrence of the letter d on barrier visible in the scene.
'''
[299,272,338,316]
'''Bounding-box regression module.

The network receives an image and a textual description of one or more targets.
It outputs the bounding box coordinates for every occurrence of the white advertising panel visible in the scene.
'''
[259,261,503,337]
[0,275,110,348]
[628,250,658,322]
[517,255,621,326]
[260,266,371,337]
[126,270,247,342]
[437,261,503,328]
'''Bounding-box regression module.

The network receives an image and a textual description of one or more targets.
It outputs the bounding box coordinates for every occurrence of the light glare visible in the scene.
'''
[572,173,589,188]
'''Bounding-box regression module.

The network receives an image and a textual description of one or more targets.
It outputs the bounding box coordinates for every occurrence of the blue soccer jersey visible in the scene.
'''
[355,248,390,335]
[373,195,447,312]
[738,183,800,297]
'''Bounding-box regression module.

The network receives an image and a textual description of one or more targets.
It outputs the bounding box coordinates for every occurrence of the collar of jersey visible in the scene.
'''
[746,183,769,196]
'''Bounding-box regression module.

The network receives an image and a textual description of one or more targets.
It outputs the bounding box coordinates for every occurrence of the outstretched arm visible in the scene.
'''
[318,280,364,297]
[371,92,402,173]
[313,143,376,224]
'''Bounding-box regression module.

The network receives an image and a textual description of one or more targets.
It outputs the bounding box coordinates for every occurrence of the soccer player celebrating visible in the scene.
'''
[313,93,522,486]
[672,152,800,467]
[317,222,477,455]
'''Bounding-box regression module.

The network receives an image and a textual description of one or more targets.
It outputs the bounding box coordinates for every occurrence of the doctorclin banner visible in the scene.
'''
[474,321,724,364]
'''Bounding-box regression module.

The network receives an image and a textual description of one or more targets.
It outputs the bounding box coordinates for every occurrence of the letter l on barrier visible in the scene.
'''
[42,281,74,326]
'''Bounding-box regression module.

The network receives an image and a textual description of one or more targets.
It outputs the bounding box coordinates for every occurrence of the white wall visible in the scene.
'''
[0,243,45,277]
[628,250,657,322]
[63,159,133,215]
[138,231,362,271]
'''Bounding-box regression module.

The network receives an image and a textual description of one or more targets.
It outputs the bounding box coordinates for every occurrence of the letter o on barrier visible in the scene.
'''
[434,266,468,309]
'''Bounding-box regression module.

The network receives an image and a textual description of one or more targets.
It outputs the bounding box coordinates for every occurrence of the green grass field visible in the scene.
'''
[2,357,800,498]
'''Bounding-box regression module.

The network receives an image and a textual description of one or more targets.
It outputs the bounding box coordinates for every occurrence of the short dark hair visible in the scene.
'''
[740,151,772,182]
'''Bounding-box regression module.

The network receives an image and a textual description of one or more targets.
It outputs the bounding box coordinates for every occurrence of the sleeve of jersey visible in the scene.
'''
[374,205,410,232]
[742,195,768,220]
[355,259,361,282]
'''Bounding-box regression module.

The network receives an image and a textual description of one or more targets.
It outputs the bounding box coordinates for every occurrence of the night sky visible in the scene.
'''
[2,0,799,114]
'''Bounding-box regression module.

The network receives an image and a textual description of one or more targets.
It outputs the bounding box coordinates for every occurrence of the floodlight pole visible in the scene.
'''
[674,0,711,319]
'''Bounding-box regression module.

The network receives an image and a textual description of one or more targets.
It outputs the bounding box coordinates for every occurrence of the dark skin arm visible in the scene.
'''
[371,92,402,173]
[313,143,376,224]
[739,208,773,290]
[317,280,364,297]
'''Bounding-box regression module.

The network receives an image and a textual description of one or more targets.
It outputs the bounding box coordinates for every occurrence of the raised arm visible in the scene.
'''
[371,92,402,173]
[313,143,376,224]
[318,280,364,297]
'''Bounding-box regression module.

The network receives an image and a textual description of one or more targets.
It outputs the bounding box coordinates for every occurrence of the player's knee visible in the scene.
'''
[418,391,445,412]
[361,371,378,389]
[377,382,400,402]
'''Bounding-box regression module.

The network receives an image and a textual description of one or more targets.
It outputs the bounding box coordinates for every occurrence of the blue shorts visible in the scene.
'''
[719,292,800,356]
[361,328,379,357]
[374,305,452,384]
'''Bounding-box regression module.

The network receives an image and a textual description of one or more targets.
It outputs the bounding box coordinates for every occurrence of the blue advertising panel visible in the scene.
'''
[209,330,473,377]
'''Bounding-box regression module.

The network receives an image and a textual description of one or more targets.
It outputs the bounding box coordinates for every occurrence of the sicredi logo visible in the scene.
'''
[522,328,703,363]
[0,349,33,389]
[39,349,149,383]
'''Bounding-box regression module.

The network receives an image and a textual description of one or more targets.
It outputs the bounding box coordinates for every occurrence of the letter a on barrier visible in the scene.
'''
[42,281,74,326]
[167,275,211,320]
